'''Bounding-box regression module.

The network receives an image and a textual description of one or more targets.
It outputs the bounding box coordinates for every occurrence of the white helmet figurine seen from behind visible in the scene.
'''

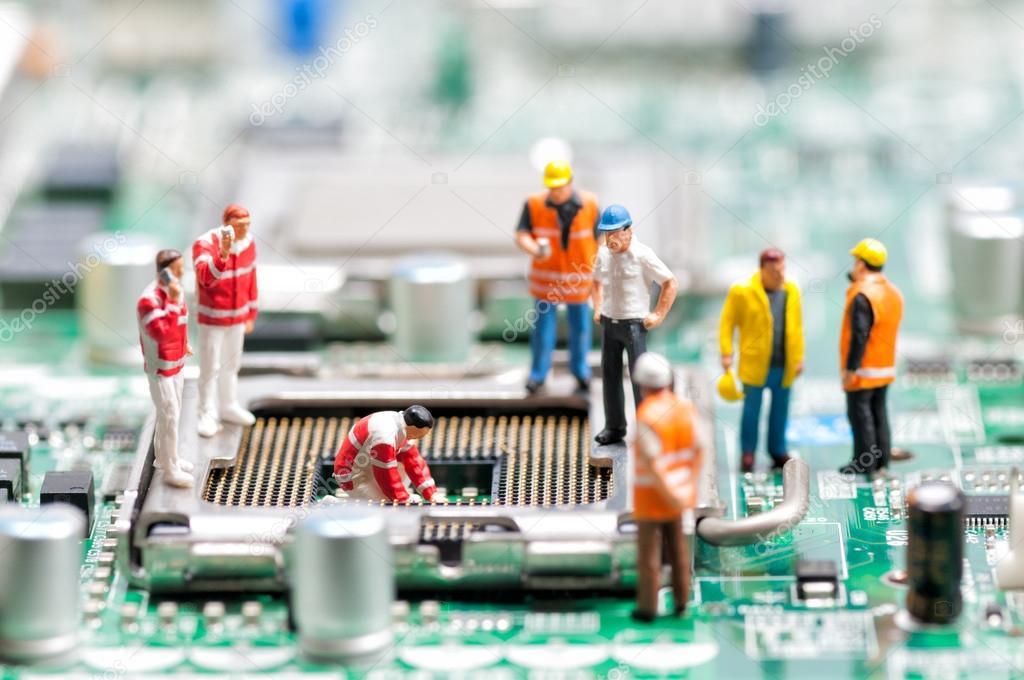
[633,352,673,389]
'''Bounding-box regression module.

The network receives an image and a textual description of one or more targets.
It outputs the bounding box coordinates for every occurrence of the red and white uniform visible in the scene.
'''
[192,227,258,423]
[137,282,188,377]
[137,282,188,471]
[333,412,437,502]
[192,228,258,326]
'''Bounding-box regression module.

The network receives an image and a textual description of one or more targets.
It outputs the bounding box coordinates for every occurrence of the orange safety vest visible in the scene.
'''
[526,191,599,304]
[839,273,904,391]
[633,390,700,521]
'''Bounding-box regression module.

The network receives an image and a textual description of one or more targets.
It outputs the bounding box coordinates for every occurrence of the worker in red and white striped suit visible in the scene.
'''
[137,249,195,488]
[333,405,439,503]
[193,204,258,438]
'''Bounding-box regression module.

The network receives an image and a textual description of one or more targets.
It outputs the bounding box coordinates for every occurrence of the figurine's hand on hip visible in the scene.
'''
[642,312,662,330]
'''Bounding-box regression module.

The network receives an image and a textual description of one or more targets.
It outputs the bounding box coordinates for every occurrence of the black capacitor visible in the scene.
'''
[905,481,965,624]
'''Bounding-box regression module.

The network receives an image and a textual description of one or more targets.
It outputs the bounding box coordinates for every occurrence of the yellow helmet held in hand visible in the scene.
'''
[849,238,887,268]
[717,371,744,402]
[543,160,573,188]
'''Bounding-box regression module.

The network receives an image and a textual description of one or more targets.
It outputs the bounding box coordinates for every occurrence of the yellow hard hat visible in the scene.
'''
[849,238,887,268]
[717,371,743,402]
[543,160,573,188]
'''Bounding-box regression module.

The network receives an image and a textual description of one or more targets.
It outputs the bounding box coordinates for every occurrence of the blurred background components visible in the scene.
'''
[389,252,473,363]
[945,184,1024,335]
[77,232,158,365]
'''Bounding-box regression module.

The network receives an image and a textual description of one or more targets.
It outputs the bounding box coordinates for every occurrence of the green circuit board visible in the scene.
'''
[0,297,1022,678]
[3,2,1024,675]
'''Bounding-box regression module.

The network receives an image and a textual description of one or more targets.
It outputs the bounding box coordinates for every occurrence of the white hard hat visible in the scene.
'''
[633,352,673,388]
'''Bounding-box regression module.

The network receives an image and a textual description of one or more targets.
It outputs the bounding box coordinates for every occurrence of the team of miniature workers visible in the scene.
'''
[136,170,904,620]
[717,236,903,476]
[516,161,678,446]
[136,203,258,489]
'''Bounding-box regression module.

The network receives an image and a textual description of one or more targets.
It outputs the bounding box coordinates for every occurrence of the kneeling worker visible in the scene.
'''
[631,352,703,622]
[333,405,439,503]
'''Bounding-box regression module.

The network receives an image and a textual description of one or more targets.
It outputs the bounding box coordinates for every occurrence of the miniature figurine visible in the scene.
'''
[631,352,702,621]
[591,204,678,445]
[839,238,904,476]
[193,204,258,438]
[136,249,195,488]
[515,160,600,394]
[333,405,439,503]
[719,248,804,473]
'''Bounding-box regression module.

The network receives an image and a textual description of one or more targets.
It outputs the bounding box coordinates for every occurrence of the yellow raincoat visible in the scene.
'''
[719,272,804,388]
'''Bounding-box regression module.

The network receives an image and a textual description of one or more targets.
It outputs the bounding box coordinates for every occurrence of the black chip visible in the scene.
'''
[42,144,120,202]
[964,494,1010,519]
[964,494,1010,528]
[242,315,323,352]
[0,458,21,501]
[40,470,95,536]
[796,559,838,599]
[967,359,1022,383]
[906,357,953,376]
[0,431,30,485]
[102,425,138,451]
[796,559,838,581]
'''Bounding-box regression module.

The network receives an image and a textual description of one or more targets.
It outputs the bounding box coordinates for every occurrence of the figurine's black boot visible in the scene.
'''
[594,428,626,445]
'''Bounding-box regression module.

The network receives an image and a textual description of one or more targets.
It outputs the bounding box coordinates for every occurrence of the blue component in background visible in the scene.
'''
[282,0,339,57]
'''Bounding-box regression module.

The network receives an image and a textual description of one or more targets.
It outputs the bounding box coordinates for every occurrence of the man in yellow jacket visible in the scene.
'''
[719,249,804,473]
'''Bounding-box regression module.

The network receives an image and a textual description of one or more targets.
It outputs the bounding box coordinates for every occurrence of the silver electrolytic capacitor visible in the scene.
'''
[945,184,1024,335]
[77,232,159,365]
[388,252,474,363]
[905,481,964,625]
[290,509,394,664]
[0,504,85,662]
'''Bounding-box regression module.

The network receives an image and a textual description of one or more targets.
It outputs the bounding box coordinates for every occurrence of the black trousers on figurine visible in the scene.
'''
[845,385,891,471]
[600,316,647,433]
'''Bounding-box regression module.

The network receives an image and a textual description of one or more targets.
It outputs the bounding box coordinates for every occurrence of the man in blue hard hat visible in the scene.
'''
[591,205,678,445]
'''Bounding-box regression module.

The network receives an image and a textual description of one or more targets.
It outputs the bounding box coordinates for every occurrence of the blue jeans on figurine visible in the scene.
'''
[740,365,791,469]
[527,300,592,393]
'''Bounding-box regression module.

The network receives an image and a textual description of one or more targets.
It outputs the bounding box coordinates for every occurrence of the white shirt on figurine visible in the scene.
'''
[594,239,673,320]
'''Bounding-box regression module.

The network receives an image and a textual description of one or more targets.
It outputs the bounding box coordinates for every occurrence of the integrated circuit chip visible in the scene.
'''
[964,494,1010,528]
[40,470,95,536]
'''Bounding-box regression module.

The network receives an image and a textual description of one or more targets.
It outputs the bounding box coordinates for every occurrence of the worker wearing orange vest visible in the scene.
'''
[515,160,600,395]
[631,352,703,622]
[839,239,904,476]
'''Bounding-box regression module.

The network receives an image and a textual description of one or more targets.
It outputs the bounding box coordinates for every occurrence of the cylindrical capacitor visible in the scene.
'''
[0,504,85,662]
[905,481,964,624]
[388,252,473,363]
[291,509,394,663]
[945,184,1024,334]
[77,232,159,365]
